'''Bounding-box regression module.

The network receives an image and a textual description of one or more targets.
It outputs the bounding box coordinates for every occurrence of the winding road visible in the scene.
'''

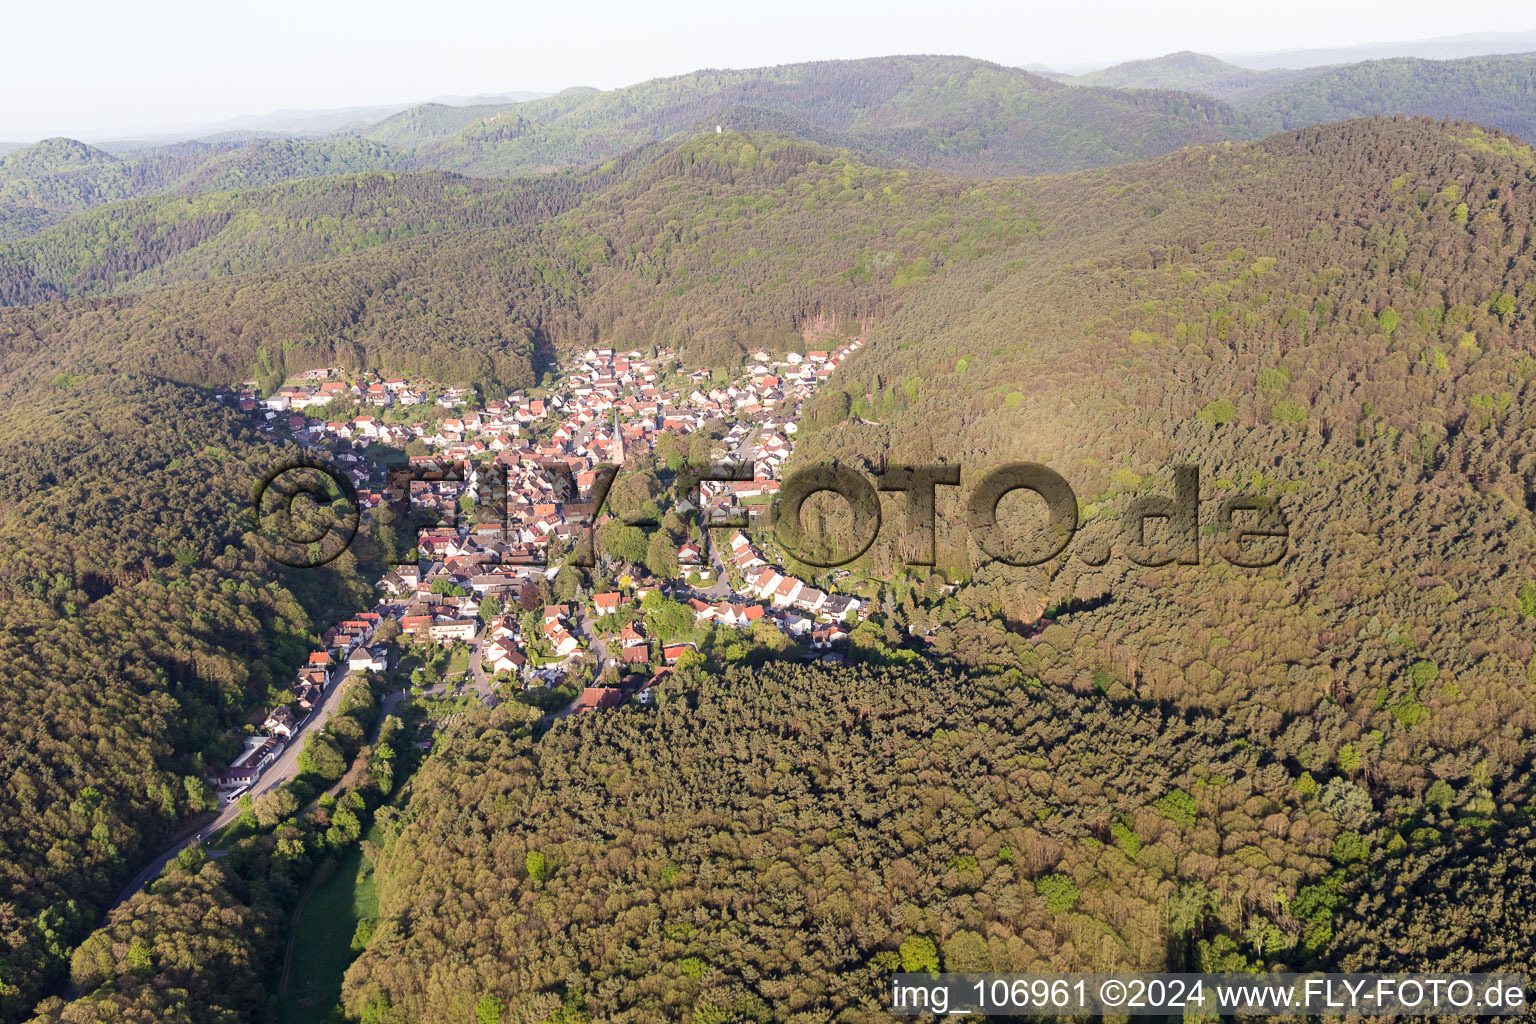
[100,658,361,917]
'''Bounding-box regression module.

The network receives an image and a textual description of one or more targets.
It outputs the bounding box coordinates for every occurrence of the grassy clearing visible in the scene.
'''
[276,845,377,1024]
[205,817,243,849]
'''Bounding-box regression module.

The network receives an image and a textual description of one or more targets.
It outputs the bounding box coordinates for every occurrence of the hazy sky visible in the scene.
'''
[4,0,1535,140]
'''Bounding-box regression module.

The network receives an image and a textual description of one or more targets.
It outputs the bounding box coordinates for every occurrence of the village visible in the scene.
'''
[214,337,872,798]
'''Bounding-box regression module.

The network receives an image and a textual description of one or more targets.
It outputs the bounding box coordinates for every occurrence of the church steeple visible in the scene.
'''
[613,406,624,466]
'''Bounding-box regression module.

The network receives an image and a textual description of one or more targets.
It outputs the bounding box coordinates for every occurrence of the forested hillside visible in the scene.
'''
[0,160,641,305]
[0,375,383,1019]
[318,116,1536,1021]
[1069,51,1536,142]
[0,139,117,180]
[0,131,1050,394]
[342,656,1536,1023]
[0,137,411,242]
[359,102,527,147]
[793,118,1536,787]
[1068,51,1319,102]
[342,661,1338,1022]
[24,673,412,1024]
[0,89,1534,1024]
[7,51,1536,249]
[1241,54,1536,139]
[0,56,1248,241]
[405,55,1242,179]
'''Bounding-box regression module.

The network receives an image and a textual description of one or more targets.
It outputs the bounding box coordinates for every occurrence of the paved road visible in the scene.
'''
[97,813,218,924]
[241,660,355,802]
[701,536,734,599]
[573,608,610,672]
[468,627,495,700]
[543,691,585,722]
[99,659,357,916]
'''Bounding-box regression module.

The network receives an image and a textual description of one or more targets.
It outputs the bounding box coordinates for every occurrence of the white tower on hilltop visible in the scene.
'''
[716,124,722,134]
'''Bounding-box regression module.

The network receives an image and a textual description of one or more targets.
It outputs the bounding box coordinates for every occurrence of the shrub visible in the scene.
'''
[898,934,940,973]
[1110,820,1142,860]
[1157,788,1197,827]
[1035,872,1080,914]
[1255,367,1290,392]
[1270,398,1308,423]
[1197,398,1236,425]
[1517,580,1536,618]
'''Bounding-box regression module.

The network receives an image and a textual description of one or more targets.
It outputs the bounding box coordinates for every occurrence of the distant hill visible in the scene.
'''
[0,139,128,238]
[360,103,527,147]
[0,137,118,181]
[694,103,864,150]
[426,90,550,105]
[1022,62,1073,81]
[8,50,1536,245]
[1240,53,1536,139]
[0,56,1247,240]
[1220,27,1536,69]
[0,128,1091,392]
[1069,51,1321,102]
[96,130,298,154]
[405,54,1243,178]
[75,92,551,150]
[1067,51,1536,141]
[169,103,414,137]
[0,136,410,241]
[0,155,643,305]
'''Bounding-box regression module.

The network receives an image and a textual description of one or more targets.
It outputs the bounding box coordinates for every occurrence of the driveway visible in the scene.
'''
[542,690,585,722]
[467,626,496,701]
[573,608,610,671]
[699,534,735,599]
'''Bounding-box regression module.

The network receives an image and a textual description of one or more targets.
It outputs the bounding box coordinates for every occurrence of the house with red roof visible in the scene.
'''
[771,576,804,608]
[581,686,625,710]
[548,628,580,657]
[486,640,527,676]
[663,643,696,666]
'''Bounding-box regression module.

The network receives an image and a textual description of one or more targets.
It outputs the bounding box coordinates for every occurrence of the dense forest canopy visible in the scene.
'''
[1066,50,1536,142]
[398,55,1242,179]
[1066,51,1320,101]
[0,160,642,305]
[0,136,413,242]
[0,56,1242,242]
[0,131,1056,394]
[343,661,1341,1021]
[6,51,1536,245]
[340,657,1536,1023]
[1240,54,1536,140]
[0,374,389,1020]
[328,115,1536,1022]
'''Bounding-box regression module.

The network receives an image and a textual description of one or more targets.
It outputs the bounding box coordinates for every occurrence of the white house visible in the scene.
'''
[348,647,389,673]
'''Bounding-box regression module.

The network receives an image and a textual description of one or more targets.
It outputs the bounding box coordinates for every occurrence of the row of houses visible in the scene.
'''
[213,612,387,791]
[239,370,491,416]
